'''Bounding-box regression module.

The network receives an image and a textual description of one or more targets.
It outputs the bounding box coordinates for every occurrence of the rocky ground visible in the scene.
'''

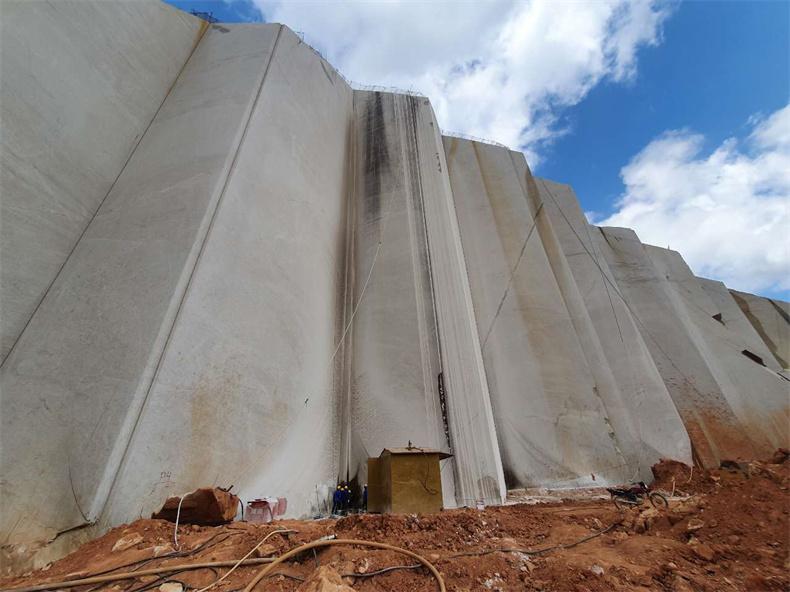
[3,454,788,592]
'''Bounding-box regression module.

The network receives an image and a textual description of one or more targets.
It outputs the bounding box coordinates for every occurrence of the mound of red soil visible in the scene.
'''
[3,456,787,592]
[651,459,720,495]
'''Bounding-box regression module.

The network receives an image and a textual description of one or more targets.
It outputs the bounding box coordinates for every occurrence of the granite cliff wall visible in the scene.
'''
[1,1,787,574]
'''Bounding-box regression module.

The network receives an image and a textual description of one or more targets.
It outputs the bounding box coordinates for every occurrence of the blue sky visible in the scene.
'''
[539,1,790,220]
[167,0,262,22]
[165,0,788,299]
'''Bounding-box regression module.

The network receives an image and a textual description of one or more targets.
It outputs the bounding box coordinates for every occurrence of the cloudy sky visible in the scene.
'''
[167,0,789,299]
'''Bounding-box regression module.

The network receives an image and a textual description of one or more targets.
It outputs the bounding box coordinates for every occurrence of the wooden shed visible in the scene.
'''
[367,447,452,514]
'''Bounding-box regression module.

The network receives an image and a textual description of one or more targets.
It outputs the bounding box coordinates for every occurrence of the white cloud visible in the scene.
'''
[598,103,790,295]
[254,0,672,163]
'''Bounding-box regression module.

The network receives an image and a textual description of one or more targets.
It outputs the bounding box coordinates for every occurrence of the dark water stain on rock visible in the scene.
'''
[361,92,389,226]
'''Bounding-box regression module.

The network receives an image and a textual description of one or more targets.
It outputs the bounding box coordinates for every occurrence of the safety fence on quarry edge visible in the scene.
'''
[292,31,426,96]
[291,28,518,152]
[439,131,512,150]
[191,14,519,153]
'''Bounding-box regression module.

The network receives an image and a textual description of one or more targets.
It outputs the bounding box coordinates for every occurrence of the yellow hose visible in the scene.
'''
[242,538,446,592]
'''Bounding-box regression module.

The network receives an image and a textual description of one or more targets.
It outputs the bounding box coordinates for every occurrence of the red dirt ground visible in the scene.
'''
[3,456,787,592]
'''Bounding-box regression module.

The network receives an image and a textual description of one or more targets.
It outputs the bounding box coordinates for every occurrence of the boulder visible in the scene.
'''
[152,488,239,525]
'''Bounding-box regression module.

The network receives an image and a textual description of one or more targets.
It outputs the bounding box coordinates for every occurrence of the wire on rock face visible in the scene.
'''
[241,538,446,592]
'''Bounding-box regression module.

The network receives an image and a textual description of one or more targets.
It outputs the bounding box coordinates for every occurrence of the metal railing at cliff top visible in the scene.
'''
[199,15,515,151]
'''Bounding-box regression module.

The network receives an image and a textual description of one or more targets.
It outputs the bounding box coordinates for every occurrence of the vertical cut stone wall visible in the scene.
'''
[1,21,283,569]
[444,137,630,488]
[730,290,790,370]
[0,0,203,362]
[646,247,788,454]
[2,3,788,575]
[597,227,763,466]
[535,178,692,478]
[344,91,448,497]
[104,26,355,527]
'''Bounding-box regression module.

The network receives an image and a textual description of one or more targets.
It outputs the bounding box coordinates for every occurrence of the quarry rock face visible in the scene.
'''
[1,0,787,574]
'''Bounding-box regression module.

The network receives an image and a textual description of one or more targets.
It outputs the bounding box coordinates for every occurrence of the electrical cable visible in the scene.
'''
[4,559,277,592]
[241,538,446,592]
[342,563,422,579]
[9,510,623,592]
[439,515,622,560]
[193,529,293,592]
[173,495,186,549]
[65,531,243,580]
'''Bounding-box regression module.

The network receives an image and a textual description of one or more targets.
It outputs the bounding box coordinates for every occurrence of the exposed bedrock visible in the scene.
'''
[532,179,693,479]
[1,0,787,574]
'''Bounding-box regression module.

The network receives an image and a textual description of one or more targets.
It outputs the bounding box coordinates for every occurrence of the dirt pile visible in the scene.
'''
[650,460,719,495]
[3,456,787,591]
[650,454,789,498]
